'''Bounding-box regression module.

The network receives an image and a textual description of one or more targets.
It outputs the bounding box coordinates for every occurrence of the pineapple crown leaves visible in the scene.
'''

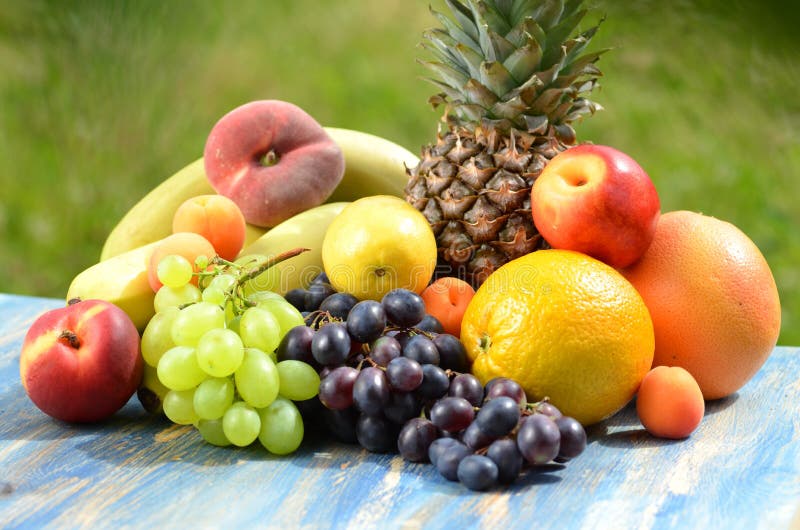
[419,0,608,137]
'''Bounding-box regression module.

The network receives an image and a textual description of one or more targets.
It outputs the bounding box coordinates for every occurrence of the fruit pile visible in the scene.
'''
[18,0,782,494]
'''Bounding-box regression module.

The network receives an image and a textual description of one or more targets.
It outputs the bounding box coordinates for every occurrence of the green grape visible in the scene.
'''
[208,273,237,293]
[222,401,261,447]
[163,388,198,425]
[201,285,227,306]
[197,418,231,447]
[255,297,305,337]
[235,348,280,408]
[227,314,242,335]
[157,254,194,288]
[276,360,321,401]
[237,254,281,296]
[239,306,281,352]
[154,283,202,313]
[247,290,283,304]
[171,301,225,346]
[196,328,244,377]
[193,377,235,420]
[258,397,304,455]
[157,346,207,390]
[141,306,180,366]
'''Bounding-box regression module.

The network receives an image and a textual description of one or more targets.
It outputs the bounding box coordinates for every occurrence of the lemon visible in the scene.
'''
[461,249,654,425]
[322,195,437,301]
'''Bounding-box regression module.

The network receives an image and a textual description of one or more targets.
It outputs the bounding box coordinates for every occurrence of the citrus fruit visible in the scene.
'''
[461,249,654,425]
[621,210,781,400]
[322,195,437,301]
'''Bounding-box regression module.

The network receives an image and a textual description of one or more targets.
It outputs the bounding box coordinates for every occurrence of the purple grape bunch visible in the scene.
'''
[277,274,587,491]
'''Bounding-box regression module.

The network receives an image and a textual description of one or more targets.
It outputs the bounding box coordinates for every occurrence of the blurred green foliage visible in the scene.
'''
[1,1,797,344]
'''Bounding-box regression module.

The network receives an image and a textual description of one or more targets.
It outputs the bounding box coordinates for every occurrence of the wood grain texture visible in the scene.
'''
[1,293,798,529]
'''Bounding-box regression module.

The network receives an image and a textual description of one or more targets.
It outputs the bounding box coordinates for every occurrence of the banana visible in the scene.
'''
[99,127,417,262]
[238,202,348,294]
[324,127,419,202]
[67,241,159,331]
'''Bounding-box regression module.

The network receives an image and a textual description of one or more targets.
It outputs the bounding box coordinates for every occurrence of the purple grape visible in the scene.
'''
[457,454,498,491]
[319,292,358,320]
[448,373,484,406]
[397,418,439,462]
[536,401,563,419]
[386,357,423,392]
[516,413,561,465]
[369,335,401,366]
[382,288,426,327]
[435,440,472,481]
[432,334,469,372]
[383,391,422,425]
[416,364,450,400]
[356,414,399,453]
[430,397,475,433]
[461,421,495,450]
[352,367,390,417]
[284,288,307,312]
[318,366,359,410]
[322,407,358,444]
[428,437,460,467]
[486,438,523,484]
[305,282,337,311]
[276,325,316,365]
[387,329,413,348]
[485,377,527,406]
[416,314,444,334]
[555,416,587,462]
[475,396,521,437]
[346,300,387,344]
[311,271,330,285]
[311,323,351,366]
[402,335,440,365]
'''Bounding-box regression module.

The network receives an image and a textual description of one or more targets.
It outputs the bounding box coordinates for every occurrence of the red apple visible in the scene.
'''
[531,144,660,268]
[204,100,345,228]
[19,299,143,423]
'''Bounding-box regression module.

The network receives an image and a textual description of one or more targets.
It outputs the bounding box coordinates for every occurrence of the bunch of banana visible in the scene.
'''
[67,127,418,333]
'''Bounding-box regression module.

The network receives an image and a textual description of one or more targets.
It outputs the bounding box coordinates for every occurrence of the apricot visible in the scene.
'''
[420,277,475,338]
[147,232,217,292]
[636,365,705,439]
[172,194,246,261]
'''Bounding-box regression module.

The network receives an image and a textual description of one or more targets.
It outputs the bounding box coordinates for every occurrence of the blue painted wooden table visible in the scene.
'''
[1,293,798,529]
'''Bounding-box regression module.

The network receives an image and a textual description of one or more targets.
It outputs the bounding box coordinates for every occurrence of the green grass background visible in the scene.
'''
[1,1,797,344]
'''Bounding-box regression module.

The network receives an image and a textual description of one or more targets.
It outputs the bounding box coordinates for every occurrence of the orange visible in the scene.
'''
[621,210,781,400]
[461,249,654,425]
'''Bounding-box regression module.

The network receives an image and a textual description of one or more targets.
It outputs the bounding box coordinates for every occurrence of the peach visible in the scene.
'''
[20,299,142,423]
[204,100,345,227]
[172,194,246,261]
[147,232,216,292]
[636,365,705,439]
[531,144,660,269]
[420,277,475,337]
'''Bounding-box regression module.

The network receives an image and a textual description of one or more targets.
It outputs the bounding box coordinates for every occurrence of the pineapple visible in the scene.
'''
[405,0,606,286]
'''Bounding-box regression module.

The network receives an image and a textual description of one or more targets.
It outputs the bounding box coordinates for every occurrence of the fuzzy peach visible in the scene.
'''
[172,194,246,261]
[636,365,705,439]
[204,100,344,227]
[147,232,216,292]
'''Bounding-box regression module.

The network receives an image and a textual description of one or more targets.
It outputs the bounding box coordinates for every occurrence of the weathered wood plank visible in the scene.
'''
[1,293,798,529]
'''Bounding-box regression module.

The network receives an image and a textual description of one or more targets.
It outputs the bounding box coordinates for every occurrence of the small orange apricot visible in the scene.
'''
[172,194,246,261]
[636,365,705,439]
[420,277,475,337]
